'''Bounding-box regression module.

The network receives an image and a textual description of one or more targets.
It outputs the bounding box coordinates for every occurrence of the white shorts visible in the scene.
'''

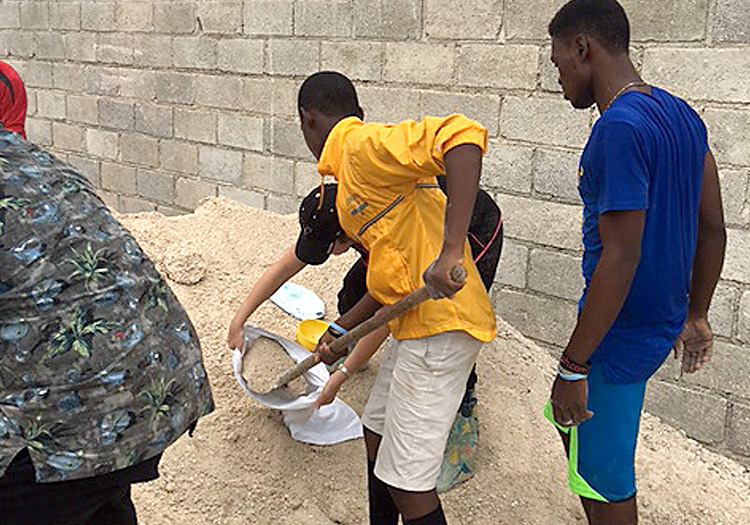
[361,331,482,491]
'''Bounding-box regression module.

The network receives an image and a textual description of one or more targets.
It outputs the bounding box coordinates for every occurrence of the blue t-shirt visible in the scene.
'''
[578,87,708,383]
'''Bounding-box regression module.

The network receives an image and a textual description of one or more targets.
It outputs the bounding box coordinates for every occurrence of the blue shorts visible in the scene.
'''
[544,364,647,503]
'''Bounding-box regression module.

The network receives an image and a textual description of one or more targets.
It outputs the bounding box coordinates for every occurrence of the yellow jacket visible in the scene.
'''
[318,115,496,342]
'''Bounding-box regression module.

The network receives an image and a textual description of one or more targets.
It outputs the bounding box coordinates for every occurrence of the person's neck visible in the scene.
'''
[317,114,354,158]
[592,56,644,114]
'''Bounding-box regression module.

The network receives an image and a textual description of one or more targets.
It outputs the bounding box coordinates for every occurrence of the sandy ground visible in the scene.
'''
[120,197,750,524]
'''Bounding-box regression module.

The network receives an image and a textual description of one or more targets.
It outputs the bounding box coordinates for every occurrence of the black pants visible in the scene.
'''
[0,449,160,525]
[337,257,369,317]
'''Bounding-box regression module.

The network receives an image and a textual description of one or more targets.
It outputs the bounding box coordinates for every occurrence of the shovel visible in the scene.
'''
[269,265,467,392]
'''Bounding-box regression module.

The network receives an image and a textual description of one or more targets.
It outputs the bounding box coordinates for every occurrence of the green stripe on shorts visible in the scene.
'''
[543,400,609,503]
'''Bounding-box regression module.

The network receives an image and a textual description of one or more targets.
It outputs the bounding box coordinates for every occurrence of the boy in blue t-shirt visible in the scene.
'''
[545,1,726,524]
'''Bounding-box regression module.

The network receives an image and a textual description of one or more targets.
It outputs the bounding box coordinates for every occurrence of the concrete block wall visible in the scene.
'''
[4,0,750,462]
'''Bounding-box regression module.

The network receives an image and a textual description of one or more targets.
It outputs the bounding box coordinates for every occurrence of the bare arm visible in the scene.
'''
[675,150,726,373]
[334,291,382,331]
[423,143,482,297]
[340,326,389,372]
[314,291,383,365]
[688,151,726,318]
[551,210,645,427]
[314,326,389,409]
[227,246,306,350]
[564,210,645,365]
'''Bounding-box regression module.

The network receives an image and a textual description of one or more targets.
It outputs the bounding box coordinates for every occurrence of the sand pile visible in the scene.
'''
[163,241,206,285]
[121,197,750,524]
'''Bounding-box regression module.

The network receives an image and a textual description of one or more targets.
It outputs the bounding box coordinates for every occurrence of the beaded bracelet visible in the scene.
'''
[557,363,588,382]
[559,354,590,375]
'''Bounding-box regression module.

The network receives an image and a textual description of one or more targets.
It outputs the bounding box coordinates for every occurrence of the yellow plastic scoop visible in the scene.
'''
[296,319,329,352]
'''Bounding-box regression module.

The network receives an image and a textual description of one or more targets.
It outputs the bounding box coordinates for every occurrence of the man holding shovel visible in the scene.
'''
[229,179,501,492]
[297,71,496,525]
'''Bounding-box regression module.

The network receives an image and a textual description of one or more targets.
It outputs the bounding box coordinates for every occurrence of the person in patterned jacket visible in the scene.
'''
[0,132,214,525]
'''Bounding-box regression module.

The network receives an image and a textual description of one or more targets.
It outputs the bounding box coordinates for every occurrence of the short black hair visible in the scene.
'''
[549,0,630,54]
[298,71,362,118]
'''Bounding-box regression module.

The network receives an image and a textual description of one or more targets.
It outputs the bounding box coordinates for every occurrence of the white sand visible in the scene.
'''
[121,197,750,524]
[241,336,294,393]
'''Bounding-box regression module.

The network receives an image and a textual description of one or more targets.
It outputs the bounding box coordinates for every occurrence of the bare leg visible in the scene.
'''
[366,427,445,524]
[581,496,637,525]
[364,425,382,461]
[364,426,399,525]
[386,485,445,523]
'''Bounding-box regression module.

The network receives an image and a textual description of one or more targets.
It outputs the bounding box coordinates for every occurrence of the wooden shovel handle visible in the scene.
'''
[272,265,467,390]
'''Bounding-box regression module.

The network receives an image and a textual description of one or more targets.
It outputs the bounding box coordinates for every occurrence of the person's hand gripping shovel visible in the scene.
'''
[266,265,468,394]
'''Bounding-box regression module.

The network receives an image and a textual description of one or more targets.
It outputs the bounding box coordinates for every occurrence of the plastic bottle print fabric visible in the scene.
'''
[0,132,214,483]
[435,383,479,493]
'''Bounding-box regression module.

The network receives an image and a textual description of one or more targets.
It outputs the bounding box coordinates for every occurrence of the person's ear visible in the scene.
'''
[300,107,315,128]
[574,34,589,63]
